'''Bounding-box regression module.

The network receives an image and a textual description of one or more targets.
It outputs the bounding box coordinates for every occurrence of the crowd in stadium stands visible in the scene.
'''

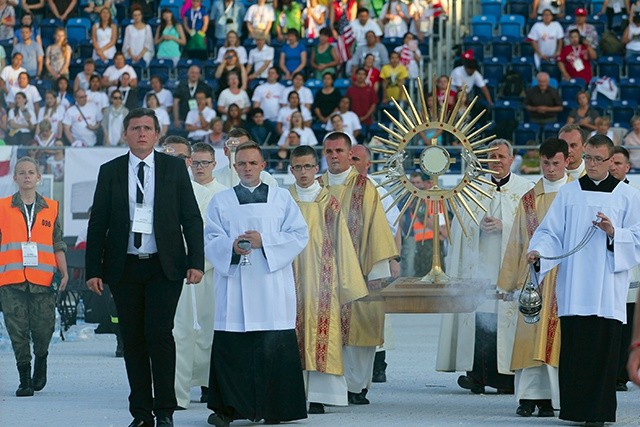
[6,0,640,175]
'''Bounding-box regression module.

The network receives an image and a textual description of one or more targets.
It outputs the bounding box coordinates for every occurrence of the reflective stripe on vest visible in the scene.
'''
[412,220,434,242]
[0,196,58,287]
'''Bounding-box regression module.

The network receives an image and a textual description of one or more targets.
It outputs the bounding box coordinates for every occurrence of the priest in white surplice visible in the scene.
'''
[190,142,228,195]
[437,139,533,394]
[204,142,309,426]
[212,128,279,188]
[163,137,221,409]
[528,135,640,425]
[288,146,369,415]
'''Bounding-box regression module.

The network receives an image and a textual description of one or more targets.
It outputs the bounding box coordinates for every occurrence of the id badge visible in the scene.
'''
[419,19,429,33]
[188,99,198,111]
[21,242,38,267]
[573,58,585,72]
[614,3,622,13]
[132,204,153,234]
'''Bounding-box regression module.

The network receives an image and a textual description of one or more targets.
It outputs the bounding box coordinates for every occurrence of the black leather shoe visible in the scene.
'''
[32,355,47,391]
[207,413,231,426]
[584,422,604,427]
[200,386,209,403]
[616,382,628,391]
[347,391,370,405]
[264,421,280,425]
[155,414,173,427]
[127,419,153,427]
[308,402,325,414]
[457,375,484,394]
[516,400,536,417]
[537,400,555,417]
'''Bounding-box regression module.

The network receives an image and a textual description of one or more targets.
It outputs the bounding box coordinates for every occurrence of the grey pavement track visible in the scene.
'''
[1,314,639,427]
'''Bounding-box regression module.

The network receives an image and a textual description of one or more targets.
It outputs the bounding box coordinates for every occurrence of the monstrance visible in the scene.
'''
[372,78,500,313]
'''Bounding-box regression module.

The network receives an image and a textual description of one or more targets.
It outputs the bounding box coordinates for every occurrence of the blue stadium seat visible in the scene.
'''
[513,122,540,145]
[40,18,64,46]
[519,40,535,58]
[491,36,516,61]
[94,59,112,76]
[66,18,92,45]
[471,15,497,41]
[531,76,559,88]
[540,61,561,82]
[382,37,403,52]
[590,99,610,113]
[511,56,535,84]
[587,14,606,34]
[69,58,84,81]
[559,15,575,31]
[334,78,351,95]
[148,59,173,82]
[0,39,12,60]
[597,56,623,81]
[627,55,640,79]
[611,100,637,126]
[159,0,181,20]
[542,122,563,141]
[619,78,640,102]
[202,59,216,78]
[483,78,499,102]
[560,78,587,103]
[493,99,521,123]
[125,60,146,81]
[33,78,53,98]
[559,102,575,123]
[499,14,526,38]
[176,59,202,81]
[248,78,266,92]
[565,1,584,17]
[305,78,323,96]
[77,39,93,59]
[590,0,605,14]
[507,0,530,17]
[148,17,161,37]
[482,57,505,83]
[481,0,503,17]
[462,36,485,62]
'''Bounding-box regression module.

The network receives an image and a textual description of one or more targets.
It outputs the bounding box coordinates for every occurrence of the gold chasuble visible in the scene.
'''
[319,169,398,346]
[497,178,571,370]
[290,186,369,375]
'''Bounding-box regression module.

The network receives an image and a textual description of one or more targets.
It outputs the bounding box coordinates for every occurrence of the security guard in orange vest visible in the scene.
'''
[0,156,68,397]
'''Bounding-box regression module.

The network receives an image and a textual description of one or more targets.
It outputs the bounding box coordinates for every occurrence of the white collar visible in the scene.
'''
[591,173,609,186]
[542,174,568,193]
[295,181,321,201]
[327,167,352,186]
[129,150,155,167]
[567,159,585,179]
[240,180,262,192]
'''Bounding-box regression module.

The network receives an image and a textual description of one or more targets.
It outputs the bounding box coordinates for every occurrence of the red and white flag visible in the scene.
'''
[336,15,354,64]
[0,146,17,198]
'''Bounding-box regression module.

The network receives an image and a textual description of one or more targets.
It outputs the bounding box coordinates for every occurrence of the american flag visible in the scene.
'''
[400,45,412,66]
[336,15,354,64]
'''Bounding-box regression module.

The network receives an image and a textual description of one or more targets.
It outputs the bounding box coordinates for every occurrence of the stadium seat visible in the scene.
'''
[507,0,530,17]
[590,99,609,114]
[305,78,323,96]
[541,123,563,141]
[627,55,640,79]
[462,36,485,62]
[511,57,535,84]
[540,61,561,82]
[611,100,637,126]
[597,56,623,81]
[491,36,516,61]
[481,0,503,17]
[531,76,559,88]
[590,0,605,15]
[519,40,535,58]
[148,59,173,82]
[482,57,505,83]
[559,78,587,103]
[69,58,85,81]
[176,59,202,81]
[471,15,497,41]
[513,122,540,145]
[565,1,584,17]
[40,18,64,46]
[382,37,403,52]
[483,78,499,102]
[499,14,526,38]
[619,78,640,102]
[587,14,606,34]
[159,0,181,20]
[494,99,521,123]
[0,39,12,60]
[77,39,94,59]
[66,18,92,45]
[334,78,351,95]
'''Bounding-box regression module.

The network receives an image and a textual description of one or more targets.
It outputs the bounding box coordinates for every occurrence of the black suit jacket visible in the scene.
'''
[85,150,204,285]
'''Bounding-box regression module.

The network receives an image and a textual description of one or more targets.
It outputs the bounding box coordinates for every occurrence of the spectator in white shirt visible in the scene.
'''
[380,0,411,38]
[7,71,41,116]
[281,73,314,110]
[247,31,274,80]
[324,96,362,140]
[185,90,216,142]
[215,30,248,65]
[86,74,110,113]
[527,9,565,69]
[145,93,170,138]
[245,0,275,40]
[7,91,36,146]
[351,7,383,47]
[276,91,313,136]
[216,71,251,119]
[304,0,328,39]
[277,110,318,146]
[142,75,173,113]
[63,89,103,146]
[252,67,285,121]
[37,90,66,138]
[101,52,138,91]
[450,57,493,107]
[0,52,26,94]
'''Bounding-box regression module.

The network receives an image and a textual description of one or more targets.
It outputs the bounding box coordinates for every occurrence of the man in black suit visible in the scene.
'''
[85,108,204,427]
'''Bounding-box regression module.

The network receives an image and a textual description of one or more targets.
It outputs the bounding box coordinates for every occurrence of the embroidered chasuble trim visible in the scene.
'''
[522,188,559,365]
[340,173,367,345]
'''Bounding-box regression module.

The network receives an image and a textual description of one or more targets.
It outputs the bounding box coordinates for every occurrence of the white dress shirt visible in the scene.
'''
[127,151,158,254]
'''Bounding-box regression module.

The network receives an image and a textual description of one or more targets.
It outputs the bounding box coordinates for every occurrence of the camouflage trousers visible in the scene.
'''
[0,283,56,365]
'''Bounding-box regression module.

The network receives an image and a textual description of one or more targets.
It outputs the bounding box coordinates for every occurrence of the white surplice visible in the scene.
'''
[204,185,308,332]
[437,173,533,375]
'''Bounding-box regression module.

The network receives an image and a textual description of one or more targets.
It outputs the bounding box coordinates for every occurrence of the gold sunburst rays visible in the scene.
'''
[373,77,497,234]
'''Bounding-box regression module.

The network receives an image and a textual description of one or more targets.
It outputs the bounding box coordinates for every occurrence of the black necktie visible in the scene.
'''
[492,174,510,192]
[134,162,145,248]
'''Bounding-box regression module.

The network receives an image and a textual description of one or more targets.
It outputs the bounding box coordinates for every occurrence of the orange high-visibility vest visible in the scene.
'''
[412,218,434,242]
[0,196,58,287]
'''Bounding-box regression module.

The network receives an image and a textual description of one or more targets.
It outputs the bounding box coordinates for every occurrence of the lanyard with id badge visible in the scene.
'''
[22,204,39,266]
[132,163,153,236]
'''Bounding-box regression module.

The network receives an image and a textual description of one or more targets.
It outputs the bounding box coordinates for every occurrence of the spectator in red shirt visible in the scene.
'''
[345,67,378,129]
[558,29,597,83]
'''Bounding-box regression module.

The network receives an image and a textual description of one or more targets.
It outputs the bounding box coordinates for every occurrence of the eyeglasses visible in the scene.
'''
[192,160,214,168]
[583,154,611,164]
[291,164,317,171]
